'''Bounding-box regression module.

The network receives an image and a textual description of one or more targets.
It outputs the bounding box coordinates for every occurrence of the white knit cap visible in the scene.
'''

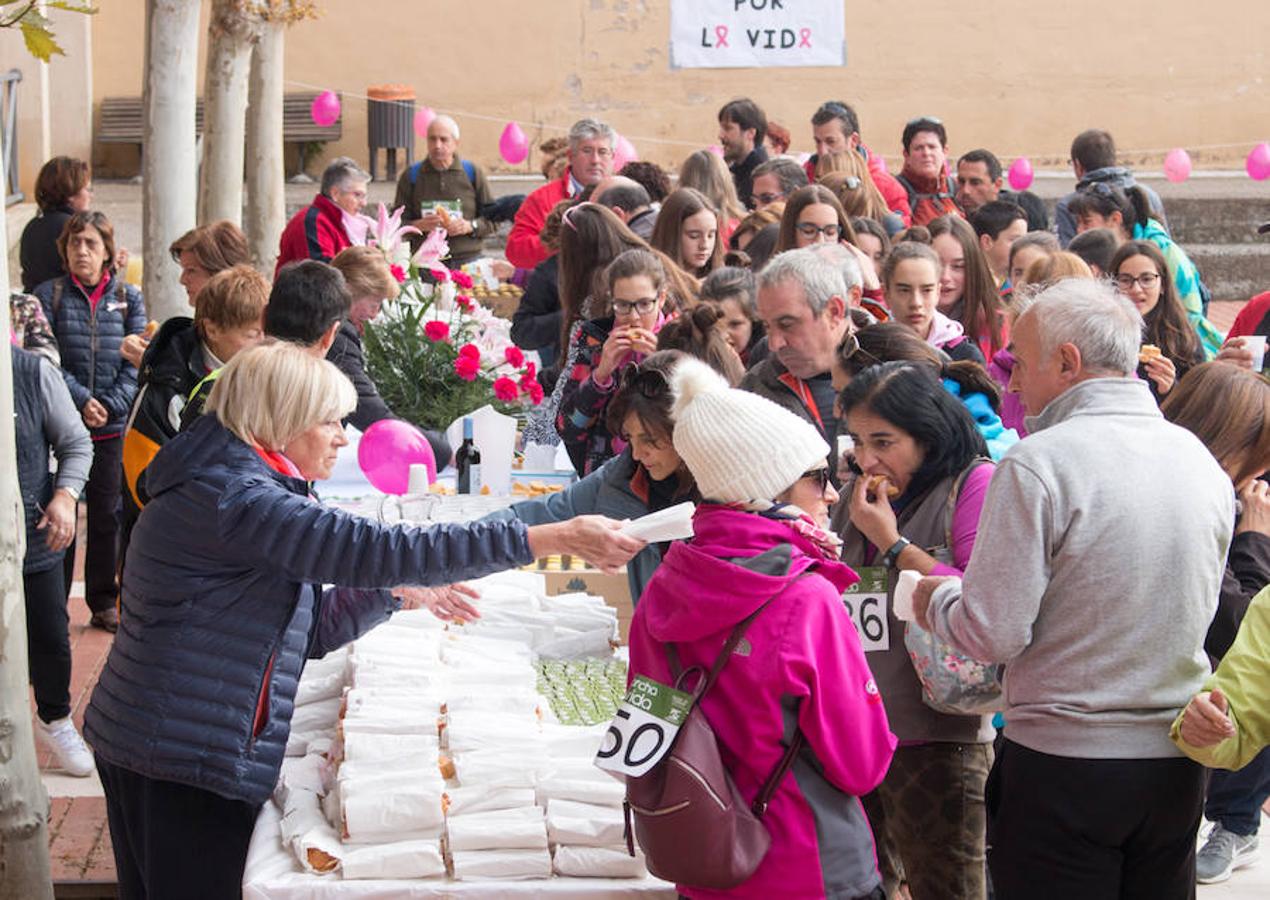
[670,358,830,504]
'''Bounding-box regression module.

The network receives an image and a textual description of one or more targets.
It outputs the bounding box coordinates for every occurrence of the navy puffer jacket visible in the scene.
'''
[34,272,147,437]
[84,414,534,805]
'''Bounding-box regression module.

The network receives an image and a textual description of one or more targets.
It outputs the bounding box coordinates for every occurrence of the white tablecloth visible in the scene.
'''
[242,802,674,899]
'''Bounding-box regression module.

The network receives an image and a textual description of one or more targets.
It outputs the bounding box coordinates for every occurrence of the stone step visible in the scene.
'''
[1160,198,1270,245]
[1182,243,1270,303]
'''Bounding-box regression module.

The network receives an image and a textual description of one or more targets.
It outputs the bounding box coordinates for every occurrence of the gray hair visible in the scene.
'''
[429,114,460,140]
[751,157,809,197]
[804,242,863,293]
[756,247,849,316]
[320,157,371,195]
[568,118,616,151]
[1018,277,1142,376]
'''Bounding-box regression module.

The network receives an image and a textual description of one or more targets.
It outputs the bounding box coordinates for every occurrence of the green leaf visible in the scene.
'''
[19,19,62,61]
[45,1,98,14]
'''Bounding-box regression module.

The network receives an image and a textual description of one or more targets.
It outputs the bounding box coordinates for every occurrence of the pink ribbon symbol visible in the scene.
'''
[715,25,730,48]
[799,28,812,48]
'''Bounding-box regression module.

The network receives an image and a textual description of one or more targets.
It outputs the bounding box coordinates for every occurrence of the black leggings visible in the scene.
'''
[25,564,70,723]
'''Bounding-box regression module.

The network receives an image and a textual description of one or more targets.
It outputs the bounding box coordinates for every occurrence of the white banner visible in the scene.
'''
[670,0,846,70]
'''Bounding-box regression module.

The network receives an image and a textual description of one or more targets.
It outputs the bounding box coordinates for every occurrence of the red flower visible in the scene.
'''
[389,264,407,284]
[492,376,521,402]
[457,342,481,361]
[429,267,450,282]
[504,345,525,367]
[526,381,545,405]
[451,270,474,289]
[456,294,475,312]
[522,360,537,380]
[454,354,481,381]
[424,320,450,342]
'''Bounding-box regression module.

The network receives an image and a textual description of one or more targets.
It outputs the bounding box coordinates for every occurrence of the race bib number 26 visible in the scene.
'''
[843,566,890,652]
[594,675,692,778]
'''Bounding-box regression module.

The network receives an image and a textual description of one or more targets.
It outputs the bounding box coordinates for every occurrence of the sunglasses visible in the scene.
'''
[561,201,598,232]
[800,467,832,493]
[838,331,884,370]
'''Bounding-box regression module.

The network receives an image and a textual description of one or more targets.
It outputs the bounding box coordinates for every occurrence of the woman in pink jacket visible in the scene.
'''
[628,358,896,899]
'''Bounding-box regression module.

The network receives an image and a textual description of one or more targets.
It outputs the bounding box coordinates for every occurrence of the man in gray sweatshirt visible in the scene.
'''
[915,278,1233,899]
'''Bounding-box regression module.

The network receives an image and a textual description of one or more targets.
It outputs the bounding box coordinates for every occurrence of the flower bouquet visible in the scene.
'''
[356,204,543,432]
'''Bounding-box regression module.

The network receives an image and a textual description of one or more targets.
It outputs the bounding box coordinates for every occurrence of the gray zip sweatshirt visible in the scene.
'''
[927,377,1233,759]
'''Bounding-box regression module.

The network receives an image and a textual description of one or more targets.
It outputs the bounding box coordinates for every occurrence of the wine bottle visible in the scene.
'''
[456,417,482,494]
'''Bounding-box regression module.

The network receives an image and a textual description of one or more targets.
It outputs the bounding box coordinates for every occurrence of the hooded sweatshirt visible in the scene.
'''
[630,504,896,899]
[926,377,1233,759]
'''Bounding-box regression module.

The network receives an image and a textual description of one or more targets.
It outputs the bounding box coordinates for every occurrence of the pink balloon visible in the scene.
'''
[310,90,341,128]
[1163,148,1192,184]
[614,134,638,170]
[499,121,529,165]
[413,106,436,137]
[358,419,436,495]
[1007,157,1034,191]
[1247,142,1270,181]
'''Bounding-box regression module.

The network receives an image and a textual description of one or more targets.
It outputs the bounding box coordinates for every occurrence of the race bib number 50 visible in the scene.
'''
[843,566,890,652]
[594,675,692,778]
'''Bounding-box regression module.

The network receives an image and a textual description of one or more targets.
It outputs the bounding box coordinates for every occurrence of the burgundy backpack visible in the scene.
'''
[624,576,806,889]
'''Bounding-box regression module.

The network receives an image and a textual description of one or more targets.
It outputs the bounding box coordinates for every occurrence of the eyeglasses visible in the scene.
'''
[619,366,669,399]
[796,222,842,238]
[800,467,832,493]
[838,331,884,370]
[1114,272,1161,291]
[754,192,785,205]
[612,297,659,316]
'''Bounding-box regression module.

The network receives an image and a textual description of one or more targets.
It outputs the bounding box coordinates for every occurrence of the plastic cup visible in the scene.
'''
[407,463,430,495]
[892,570,922,622]
[1243,335,1267,371]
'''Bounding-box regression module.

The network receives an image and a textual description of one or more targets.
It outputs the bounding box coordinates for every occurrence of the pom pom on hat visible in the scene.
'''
[670,358,830,504]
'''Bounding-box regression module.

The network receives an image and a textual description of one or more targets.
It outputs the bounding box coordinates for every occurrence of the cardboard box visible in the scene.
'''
[529,558,634,642]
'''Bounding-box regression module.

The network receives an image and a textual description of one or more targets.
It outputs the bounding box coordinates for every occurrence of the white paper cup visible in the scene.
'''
[892,570,922,622]
[1244,335,1267,371]
[407,463,430,495]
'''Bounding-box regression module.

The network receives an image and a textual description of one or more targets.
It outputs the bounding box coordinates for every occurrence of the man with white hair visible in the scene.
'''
[505,118,615,269]
[741,247,861,446]
[913,278,1234,899]
[275,157,369,274]
[391,115,495,265]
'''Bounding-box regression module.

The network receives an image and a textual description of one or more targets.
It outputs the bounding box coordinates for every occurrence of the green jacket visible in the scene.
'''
[391,157,495,263]
[1172,584,1270,770]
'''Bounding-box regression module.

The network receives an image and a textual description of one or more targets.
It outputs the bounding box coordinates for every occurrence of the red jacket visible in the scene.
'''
[804,144,911,227]
[275,194,352,274]
[1230,291,1270,338]
[505,169,573,270]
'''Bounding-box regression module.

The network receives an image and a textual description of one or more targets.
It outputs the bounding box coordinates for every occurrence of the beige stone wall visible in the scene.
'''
[84,0,1270,180]
[2,6,93,199]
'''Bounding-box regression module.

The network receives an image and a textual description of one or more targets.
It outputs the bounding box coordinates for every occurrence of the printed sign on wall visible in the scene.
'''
[670,0,846,69]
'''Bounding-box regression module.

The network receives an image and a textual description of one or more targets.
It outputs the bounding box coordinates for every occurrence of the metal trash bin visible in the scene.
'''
[367,84,415,182]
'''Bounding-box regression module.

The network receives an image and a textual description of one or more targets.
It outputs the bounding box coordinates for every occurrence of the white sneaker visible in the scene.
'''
[37,717,94,777]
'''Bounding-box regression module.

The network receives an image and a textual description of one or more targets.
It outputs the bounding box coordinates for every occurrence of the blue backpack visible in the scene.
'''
[407,159,476,186]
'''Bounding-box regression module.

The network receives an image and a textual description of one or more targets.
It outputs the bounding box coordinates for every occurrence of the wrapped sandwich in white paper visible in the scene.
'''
[340,840,446,880]
[553,845,648,878]
[446,806,548,851]
[620,501,695,542]
[546,799,626,847]
[450,848,553,881]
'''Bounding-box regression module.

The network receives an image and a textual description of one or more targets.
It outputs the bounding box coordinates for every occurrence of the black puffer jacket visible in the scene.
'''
[84,414,535,805]
[34,272,147,437]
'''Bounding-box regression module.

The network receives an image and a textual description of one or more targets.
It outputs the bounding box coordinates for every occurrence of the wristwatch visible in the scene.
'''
[882,536,911,569]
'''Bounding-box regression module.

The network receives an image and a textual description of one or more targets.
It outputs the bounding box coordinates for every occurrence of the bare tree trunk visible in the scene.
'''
[198,0,256,226]
[142,0,201,324]
[244,20,285,273]
[0,185,54,900]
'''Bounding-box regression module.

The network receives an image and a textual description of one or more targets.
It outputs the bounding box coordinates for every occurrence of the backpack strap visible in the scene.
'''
[461,158,476,186]
[407,160,424,185]
[751,730,804,818]
[50,278,64,321]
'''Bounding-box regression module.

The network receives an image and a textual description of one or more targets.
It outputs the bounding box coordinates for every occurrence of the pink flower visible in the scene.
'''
[424,320,450,341]
[389,264,407,284]
[504,345,525,367]
[451,270,474,289]
[522,360,537,380]
[526,381,545,405]
[429,267,450,283]
[454,354,481,381]
[457,342,481,361]
[492,376,520,402]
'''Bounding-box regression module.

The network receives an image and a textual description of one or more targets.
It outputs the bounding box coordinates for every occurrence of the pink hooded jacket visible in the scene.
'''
[629,504,897,899]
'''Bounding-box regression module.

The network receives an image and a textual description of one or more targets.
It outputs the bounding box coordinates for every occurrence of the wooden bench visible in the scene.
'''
[97,92,342,175]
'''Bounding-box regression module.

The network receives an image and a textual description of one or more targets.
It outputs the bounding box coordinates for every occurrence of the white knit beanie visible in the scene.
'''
[670,358,830,504]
